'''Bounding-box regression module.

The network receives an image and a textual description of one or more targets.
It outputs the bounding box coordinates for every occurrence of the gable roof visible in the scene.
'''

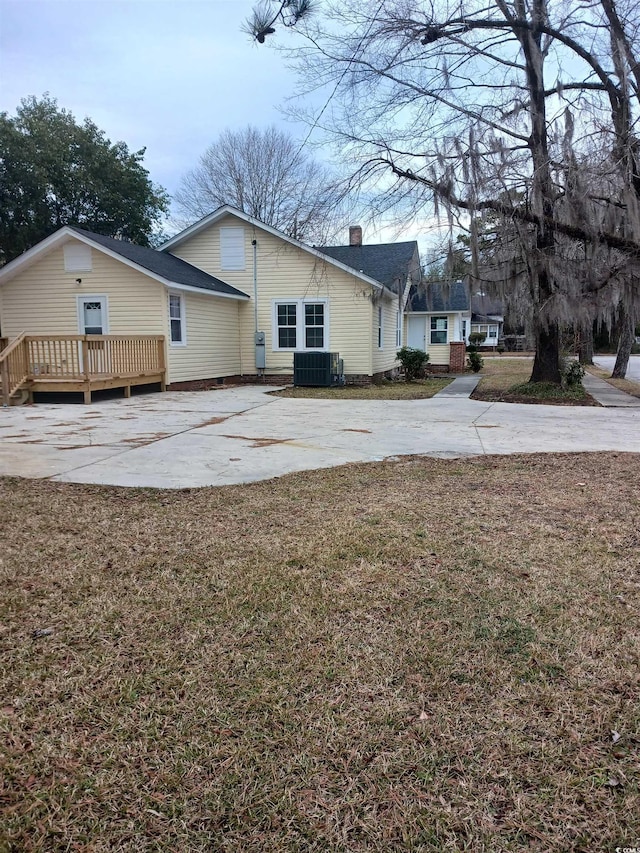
[318,242,419,294]
[406,281,470,313]
[0,226,250,300]
[160,205,391,294]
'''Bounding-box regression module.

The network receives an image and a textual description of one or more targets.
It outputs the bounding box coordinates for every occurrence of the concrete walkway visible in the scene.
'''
[433,375,481,397]
[583,373,640,407]
[1,384,639,488]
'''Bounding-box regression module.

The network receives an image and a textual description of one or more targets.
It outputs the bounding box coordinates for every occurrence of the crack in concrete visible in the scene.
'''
[470,401,497,455]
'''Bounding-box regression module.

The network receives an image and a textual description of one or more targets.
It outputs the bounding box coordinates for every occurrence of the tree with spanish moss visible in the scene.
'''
[248,0,640,382]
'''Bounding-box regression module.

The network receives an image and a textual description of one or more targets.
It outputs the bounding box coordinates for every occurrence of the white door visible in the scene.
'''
[79,297,106,335]
[407,315,426,350]
[77,296,109,373]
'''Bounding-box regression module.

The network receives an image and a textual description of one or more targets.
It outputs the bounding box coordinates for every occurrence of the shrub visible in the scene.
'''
[397,346,429,381]
[563,359,585,387]
[467,350,484,372]
[468,331,486,348]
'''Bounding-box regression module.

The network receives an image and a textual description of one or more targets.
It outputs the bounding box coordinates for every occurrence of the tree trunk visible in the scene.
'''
[530,321,562,383]
[612,308,634,378]
[578,323,594,365]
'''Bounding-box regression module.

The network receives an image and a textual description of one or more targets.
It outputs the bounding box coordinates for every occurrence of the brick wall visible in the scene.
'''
[449,342,467,373]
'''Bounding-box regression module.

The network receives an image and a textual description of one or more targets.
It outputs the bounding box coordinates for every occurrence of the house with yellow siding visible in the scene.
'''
[1,206,469,403]
[404,280,472,372]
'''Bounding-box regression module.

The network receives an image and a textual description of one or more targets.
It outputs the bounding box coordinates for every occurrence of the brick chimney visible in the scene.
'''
[349,225,363,246]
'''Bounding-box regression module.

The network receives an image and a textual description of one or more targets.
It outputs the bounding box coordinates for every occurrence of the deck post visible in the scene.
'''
[157,337,167,392]
[1,357,9,406]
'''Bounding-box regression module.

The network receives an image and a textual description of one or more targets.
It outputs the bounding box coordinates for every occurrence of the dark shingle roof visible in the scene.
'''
[407,281,470,312]
[69,228,249,298]
[471,292,503,317]
[318,241,419,292]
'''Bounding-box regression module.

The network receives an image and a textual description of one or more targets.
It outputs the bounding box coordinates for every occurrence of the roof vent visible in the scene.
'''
[349,225,362,246]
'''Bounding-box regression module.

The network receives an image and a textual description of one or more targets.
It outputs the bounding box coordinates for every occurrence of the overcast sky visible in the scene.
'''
[1,2,318,205]
[0,0,442,250]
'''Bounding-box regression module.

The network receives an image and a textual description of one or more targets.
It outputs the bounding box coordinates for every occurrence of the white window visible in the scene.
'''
[430,316,448,344]
[471,323,498,342]
[64,243,92,272]
[220,227,245,270]
[273,299,328,351]
[396,310,402,348]
[169,293,186,345]
[377,306,383,349]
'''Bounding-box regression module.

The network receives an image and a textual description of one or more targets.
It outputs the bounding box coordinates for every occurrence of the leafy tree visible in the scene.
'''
[0,95,169,265]
[175,125,344,244]
[248,0,640,383]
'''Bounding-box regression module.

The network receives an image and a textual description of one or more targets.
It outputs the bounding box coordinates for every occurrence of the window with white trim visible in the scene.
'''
[377,306,383,349]
[273,299,327,350]
[430,316,448,344]
[169,293,186,345]
[471,323,499,342]
[396,310,402,348]
[220,227,245,270]
[64,243,92,272]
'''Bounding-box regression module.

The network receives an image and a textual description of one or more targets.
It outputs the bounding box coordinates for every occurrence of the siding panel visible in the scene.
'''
[171,215,375,377]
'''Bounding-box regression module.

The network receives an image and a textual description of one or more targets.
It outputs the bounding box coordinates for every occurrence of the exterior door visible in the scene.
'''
[79,297,106,335]
[77,296,109,373]
[407,315,426,350]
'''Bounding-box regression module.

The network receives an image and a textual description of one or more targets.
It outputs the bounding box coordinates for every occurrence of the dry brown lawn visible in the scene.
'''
[472,358,596,405]
[1,453,639,852]
[272,378,451,400]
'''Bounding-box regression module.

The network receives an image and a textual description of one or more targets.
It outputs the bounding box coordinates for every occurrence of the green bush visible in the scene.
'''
[397,346,430,381]
[468,331,486,348]
[563,359,585,387]
[467,350,484,372]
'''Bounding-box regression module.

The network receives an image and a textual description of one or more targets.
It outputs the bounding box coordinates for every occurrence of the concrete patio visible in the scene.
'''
[1,383,639,488]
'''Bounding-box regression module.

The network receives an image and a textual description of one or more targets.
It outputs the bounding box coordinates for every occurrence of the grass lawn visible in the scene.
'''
[472,358,597,405]
[272,378,452,400]
[2,453,639,851]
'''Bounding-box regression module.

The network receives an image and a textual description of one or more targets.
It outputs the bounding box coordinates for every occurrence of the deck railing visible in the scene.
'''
[25,335,165,378]
[1,334,166,404]
[0,333,29,405]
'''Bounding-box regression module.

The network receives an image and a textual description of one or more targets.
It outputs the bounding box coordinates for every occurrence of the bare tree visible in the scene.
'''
[175,125,345,244]
[249,0,640,382]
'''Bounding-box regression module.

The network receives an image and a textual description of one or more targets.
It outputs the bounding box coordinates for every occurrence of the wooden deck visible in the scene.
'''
[0,334,166,405]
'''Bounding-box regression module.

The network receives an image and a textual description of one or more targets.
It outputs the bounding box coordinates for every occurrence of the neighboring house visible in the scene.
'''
[404,280,471,371]
[470,290,504,349]
[0,207,425,400]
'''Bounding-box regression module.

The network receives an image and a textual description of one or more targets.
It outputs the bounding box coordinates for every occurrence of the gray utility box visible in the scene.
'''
[293,352,344,387]
[255,331,266,369]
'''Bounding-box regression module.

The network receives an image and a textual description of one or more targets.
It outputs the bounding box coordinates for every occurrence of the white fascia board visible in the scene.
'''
[163,281,249,300]
[0,227,249,300]
[160,205,385,292]
[0,227,76,283]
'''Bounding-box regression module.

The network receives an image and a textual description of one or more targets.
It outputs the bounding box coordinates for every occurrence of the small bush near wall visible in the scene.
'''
[397,347,430,381]
[467,350,484,372]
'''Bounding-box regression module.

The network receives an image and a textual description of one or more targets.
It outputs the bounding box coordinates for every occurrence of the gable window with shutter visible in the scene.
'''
[64,243,92,272]
[219,227,246,270]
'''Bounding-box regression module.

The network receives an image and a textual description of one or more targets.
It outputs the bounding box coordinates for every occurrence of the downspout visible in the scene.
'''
[252,239,258,335]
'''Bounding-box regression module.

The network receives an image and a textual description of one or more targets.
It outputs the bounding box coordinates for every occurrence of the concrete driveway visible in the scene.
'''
[595,354,640,381]
[1,385,639,488]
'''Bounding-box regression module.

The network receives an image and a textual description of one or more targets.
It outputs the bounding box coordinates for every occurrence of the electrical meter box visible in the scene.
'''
[255,331,266,369]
